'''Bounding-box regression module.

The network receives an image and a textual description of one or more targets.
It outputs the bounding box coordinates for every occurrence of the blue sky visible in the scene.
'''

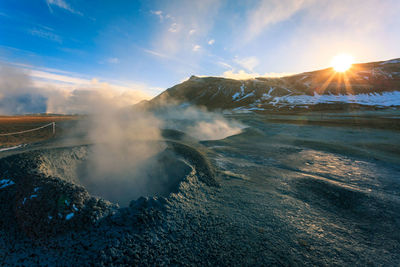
[1,0,400,97]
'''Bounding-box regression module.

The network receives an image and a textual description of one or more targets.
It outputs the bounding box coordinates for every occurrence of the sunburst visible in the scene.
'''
[331,54,354,72]
[315,54,357,98]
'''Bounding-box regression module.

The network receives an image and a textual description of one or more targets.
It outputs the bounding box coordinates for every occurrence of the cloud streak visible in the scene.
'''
[29,28,62,43]
[244,0,312,43]
[152,0,221,56]
[46,0,83,15]
[222,69,294,80]
[234,56,259,72]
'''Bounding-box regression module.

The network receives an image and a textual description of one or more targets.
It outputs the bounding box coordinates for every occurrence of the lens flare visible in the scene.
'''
[331,54,354,72]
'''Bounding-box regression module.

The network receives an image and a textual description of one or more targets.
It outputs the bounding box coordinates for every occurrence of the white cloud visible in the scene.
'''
[152,0,221,56]
[168,23,179,33]
[46,0,83,15]
[143,49,169,59]
[30,70,90,86]
[244,0,312,42]
[29,28,62,43]
[222,70,260,80]
[151,10,175,22]
[240,0,400,67]
[151,10,164,21]
[208,39,215,45]
[0,63,153,114]
[192,45,201,52]
[222,69,293,80]
[5,62,153,95]
[218,61,232,69]
[107,57,120,64]
[234,56,259,72]
[256,0,400,71]
[263,72,294,77]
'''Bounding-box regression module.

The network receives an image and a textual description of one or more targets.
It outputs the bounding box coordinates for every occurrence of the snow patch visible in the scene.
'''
[232,92,241,100]
[261,87,275,100]
[72,204,79,211]
[268,91,400,107]
[233,83,247,101]
[0,179,15,189]
[66,213,74,220]
[380,59,400,65]
[236,91,255,102]
[232,106,265,113]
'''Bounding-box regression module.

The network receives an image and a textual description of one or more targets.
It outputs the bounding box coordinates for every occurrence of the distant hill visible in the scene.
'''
[139,58,400,112]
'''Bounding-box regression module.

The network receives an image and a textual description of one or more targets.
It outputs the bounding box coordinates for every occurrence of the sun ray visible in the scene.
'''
[318,71,337,94]
[343,72,354,95]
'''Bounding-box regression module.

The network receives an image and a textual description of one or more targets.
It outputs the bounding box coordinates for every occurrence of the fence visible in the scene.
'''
[0,122,56,137]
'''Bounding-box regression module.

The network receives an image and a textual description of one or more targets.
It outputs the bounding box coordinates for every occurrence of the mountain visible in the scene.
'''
[141,58,400,112]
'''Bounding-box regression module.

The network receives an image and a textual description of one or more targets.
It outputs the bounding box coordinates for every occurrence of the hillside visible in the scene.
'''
[142,58,400,111]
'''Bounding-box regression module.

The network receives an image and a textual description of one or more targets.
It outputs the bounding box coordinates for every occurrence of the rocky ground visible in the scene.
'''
[1,110,400,266]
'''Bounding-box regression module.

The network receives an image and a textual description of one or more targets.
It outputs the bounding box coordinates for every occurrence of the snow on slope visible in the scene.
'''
[147,58,400,112]
[233,82,400,111]
[380,59,400,65]
[233,91,400,112]
[269,91,400,107]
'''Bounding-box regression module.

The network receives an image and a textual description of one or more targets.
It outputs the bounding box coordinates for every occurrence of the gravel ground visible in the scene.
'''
[1,114,400,266]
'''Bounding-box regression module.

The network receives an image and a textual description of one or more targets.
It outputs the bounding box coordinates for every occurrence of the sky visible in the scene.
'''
[1,0,400,99]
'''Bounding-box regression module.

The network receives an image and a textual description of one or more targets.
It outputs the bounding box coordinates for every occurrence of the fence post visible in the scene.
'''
[52,122,56,135]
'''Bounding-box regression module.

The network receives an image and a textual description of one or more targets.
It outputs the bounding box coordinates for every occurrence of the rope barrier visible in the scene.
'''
[0,122,55,136]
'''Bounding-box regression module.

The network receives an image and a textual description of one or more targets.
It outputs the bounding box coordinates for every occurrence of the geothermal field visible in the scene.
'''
[0,107,399,265]
[1,1,400,265]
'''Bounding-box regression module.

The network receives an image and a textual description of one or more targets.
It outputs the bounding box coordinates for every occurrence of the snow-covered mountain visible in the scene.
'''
[141,58,400,112]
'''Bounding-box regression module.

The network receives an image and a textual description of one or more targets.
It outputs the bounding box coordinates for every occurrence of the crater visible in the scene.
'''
[34,144,192,207]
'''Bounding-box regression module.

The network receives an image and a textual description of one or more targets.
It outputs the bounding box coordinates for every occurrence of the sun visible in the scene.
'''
[331,53,354,72]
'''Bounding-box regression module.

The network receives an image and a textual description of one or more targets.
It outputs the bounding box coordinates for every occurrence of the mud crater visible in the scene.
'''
[34,145,192,206]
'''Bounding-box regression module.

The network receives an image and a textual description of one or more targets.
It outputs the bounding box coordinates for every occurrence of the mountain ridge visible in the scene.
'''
[140,58,400,112]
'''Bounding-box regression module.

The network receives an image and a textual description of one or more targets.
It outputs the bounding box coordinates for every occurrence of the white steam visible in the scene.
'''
[0,63,245,206]
[0,64,47,114]
[79,105,244,205]
[0,63,149,115]
[155,106,245,140]
[186,120,243,140]
[80,108,168,206]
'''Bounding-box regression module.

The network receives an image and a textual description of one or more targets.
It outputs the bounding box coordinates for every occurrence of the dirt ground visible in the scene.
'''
[0,115,78,148]
[1,109,399,265]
